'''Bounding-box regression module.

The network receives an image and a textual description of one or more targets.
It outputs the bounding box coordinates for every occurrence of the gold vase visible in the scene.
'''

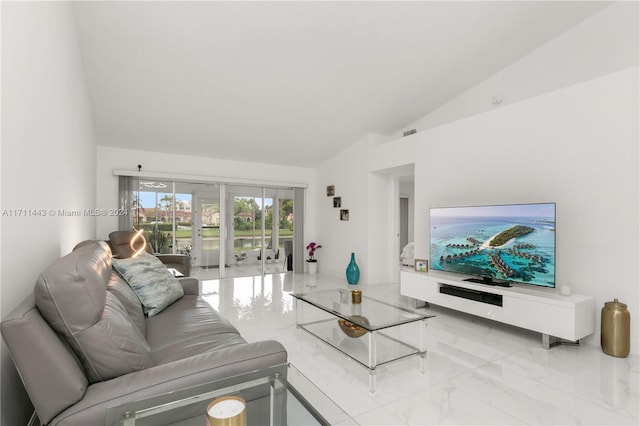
[601,298,630,358]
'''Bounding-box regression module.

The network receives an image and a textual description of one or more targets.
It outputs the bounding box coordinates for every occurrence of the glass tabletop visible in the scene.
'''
[105,364,351,425]
[292,288,434,330]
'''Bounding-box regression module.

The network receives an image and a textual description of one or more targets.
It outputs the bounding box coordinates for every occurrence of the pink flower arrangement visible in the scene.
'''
[306,242,322,262]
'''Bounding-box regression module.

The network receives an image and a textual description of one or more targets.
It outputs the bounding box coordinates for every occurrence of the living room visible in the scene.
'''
[2,1,638,425]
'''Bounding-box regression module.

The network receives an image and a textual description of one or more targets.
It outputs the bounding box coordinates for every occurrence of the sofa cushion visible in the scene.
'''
[35,241,112,334]
[107,273,146,336]
[145,295,246,364]
[112,253,184,317]
[80,292,154,382]
[34,241,154,383]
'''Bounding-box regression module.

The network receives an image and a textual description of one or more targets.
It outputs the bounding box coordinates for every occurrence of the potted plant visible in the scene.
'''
[306,242,322,274]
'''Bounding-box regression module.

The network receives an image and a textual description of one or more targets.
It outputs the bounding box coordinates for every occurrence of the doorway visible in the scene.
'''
[399,197,409,254]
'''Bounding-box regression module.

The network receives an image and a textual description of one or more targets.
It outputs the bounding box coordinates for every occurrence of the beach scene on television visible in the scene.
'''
[430,203,556,288]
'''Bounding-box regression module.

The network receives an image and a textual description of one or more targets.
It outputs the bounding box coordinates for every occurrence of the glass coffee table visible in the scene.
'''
[292,288,435,392]
[105,364,351,425]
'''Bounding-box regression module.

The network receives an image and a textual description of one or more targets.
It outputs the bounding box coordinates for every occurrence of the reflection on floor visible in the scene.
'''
[201,273,639,425]
[190,260,290,281]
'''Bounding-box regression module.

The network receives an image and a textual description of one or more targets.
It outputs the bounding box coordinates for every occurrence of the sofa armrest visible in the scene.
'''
[156,254,191,276]
[178,277,199,295]
[49,340,287,426]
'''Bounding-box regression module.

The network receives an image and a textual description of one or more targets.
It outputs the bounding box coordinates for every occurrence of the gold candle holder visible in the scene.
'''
[206,396,247,426]
[351,289,362,304]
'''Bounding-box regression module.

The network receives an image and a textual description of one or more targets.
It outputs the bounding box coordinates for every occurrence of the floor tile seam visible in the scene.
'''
[452,381,532,425]
[461,368,638,425]
[377,368,527,426]
[351,404,409,426]
[440,350,545,425]
[374,362,476,411]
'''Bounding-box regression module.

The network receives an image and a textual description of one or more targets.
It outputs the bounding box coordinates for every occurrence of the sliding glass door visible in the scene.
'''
[224,185,295,278]
[226,185,263,276]
[191,184,221,271]
[121,176,299,279]
[134,179,191,255]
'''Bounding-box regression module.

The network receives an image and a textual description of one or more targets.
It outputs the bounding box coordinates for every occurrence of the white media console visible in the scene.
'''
[401,270,595,349]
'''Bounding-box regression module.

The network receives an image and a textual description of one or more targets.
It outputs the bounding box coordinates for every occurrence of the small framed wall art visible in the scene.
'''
[414,259,428,273]
[340,209,349,221]
[326,185,335,196]
[333,197,342,208]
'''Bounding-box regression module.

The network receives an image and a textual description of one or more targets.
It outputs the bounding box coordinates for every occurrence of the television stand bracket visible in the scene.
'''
[463,277,512,287]
[542,334,580,350]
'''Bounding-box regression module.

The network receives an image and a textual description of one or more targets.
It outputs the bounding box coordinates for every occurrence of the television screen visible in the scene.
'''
[430,203,556,288]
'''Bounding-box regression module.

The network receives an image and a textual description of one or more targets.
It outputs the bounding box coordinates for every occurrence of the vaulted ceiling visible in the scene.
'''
[72,1,609,167]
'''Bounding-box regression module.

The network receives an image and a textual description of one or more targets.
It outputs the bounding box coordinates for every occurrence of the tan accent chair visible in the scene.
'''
[108,231,191,277]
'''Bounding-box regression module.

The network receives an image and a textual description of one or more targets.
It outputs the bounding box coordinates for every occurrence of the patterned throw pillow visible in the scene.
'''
[112,253,184,317]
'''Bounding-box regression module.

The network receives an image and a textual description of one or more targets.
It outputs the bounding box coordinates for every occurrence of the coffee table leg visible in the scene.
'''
[419,319,427,373]
[294,299,302,340]
[270,373,286,426]
[368,331,377,393]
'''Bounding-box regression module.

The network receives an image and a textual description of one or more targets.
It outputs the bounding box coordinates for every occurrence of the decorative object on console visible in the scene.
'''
[206,396,247,426]
[414,258,428,273]
[560,284,572,296]
[346,252,360,284]
[601,298,630,358]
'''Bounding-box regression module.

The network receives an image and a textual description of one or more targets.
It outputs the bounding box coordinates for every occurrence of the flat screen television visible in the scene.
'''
[430,203,556,288]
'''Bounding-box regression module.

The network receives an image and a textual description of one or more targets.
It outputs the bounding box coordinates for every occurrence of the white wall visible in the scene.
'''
[320,2,638,352]
[1,2,97,425]
[372,68,639,352]
[95,146,317,240]
[316,133,398,284]
[390,1,639,139]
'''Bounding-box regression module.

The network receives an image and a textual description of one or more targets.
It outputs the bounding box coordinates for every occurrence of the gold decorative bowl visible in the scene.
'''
[338,315,370,338]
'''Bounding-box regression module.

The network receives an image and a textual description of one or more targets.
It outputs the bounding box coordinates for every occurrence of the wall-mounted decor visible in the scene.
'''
[326,185,335,196]
[333,197,341,208]
[340,209,349,221]
[414,259,428,273]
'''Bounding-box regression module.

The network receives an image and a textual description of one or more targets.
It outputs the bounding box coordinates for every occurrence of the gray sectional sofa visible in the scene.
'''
[1,240,287,426]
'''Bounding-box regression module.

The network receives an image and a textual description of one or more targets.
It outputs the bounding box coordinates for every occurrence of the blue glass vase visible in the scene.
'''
[346,252,360,285]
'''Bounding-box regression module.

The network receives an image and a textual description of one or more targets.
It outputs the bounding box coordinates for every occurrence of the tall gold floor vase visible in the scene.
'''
[601,298,630,358]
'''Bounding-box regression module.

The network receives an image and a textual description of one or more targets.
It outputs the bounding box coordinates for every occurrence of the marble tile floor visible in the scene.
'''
[200,273,639,425]
[190,260,289,281]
